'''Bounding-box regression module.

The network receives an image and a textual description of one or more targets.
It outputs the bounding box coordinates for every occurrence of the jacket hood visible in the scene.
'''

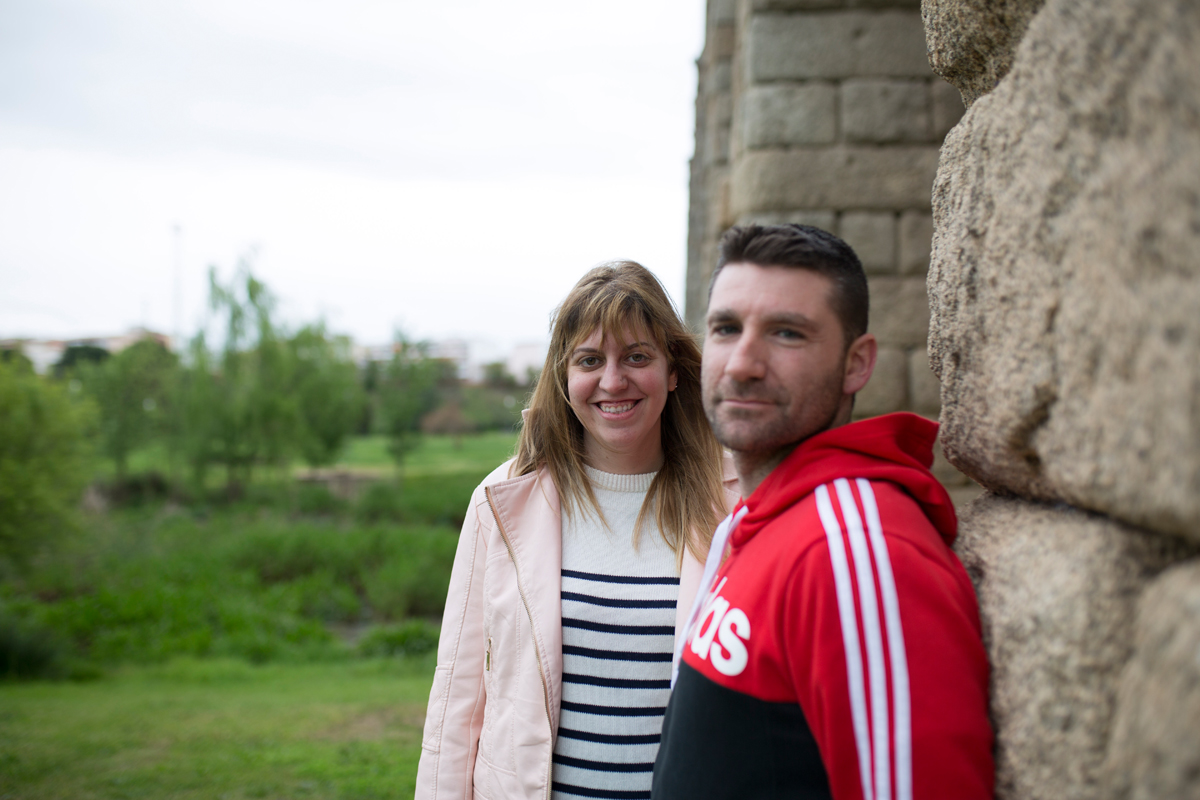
[731,412,957,548]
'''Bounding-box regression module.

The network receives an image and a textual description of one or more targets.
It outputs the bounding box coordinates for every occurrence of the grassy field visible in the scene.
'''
[337,431,517,476]
[0,432,520,799]
[0,657,435,799]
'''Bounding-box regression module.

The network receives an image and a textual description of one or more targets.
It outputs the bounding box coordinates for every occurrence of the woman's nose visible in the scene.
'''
[599,361,628,393]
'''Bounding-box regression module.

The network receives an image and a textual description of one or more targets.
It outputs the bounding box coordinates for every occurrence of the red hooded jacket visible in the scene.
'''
[653,413,994,800]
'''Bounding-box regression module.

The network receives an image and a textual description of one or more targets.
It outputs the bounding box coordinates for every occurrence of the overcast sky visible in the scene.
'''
[0,0,705,358]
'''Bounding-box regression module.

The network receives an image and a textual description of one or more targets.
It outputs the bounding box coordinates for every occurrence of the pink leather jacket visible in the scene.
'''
[416,458,737,800]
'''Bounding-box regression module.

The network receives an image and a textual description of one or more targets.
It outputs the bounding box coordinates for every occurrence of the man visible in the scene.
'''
[652,225,994,799]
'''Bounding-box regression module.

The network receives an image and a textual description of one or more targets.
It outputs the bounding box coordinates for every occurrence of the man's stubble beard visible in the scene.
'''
[704,373,845,459]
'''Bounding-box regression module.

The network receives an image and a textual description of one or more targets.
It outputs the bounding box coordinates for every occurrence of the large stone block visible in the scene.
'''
[954,495,1193,800]
[734,209,837,231]
[854,345,908,416]
[931,77,966,138]
[840,211,896,273]
[742,83,837,148]
[908,346,941,414]
[1105,560,1200,800]
[921,0,1047,106]
[868,275,930,347]
[731,146,939,214]
[897,209,932,274]
[927,0,1200,542]
[841,79,932,143]
[747,11,930,81]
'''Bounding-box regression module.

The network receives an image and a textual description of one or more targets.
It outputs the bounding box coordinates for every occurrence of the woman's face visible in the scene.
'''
[566,324,675,475]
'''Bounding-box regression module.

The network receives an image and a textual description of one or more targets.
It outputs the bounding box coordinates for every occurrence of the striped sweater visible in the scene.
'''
[552,467,678,800]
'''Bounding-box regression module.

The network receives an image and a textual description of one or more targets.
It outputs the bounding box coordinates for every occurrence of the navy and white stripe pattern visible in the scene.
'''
[552,468,679,800]
[815,477,912,800]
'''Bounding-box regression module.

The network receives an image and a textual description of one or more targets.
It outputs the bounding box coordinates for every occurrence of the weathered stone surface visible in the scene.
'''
[747,11,930,81]
[840,211,896,273]
[855,346,907,416]
[921,0,1046,106]
[927,0,1200,542]
[954,495,1194,800]
[742,84,837,148]
[1105,560,1200,800]
[897,209,932,274]
[869,276,929,347]
[842,79,931,143]
[731,146,939,214]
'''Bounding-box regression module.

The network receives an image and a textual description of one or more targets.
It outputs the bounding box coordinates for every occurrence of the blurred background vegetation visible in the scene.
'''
[0,266,528,797]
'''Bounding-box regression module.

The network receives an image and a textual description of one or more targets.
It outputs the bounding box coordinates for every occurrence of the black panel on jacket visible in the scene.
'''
[651,662,832,800]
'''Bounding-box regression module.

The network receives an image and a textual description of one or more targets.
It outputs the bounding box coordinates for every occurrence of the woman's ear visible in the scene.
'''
[668,370,678,392]
[843,333,877,396]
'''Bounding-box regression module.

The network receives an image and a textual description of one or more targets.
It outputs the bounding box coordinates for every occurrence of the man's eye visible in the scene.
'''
[711,324,738,336]
[776,329,805,341]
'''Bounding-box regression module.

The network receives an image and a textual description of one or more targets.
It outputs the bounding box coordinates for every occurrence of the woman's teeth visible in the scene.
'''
[599,401,636,414]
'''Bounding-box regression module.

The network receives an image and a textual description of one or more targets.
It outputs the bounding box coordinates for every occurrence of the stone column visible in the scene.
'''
[923,0,1200,796]
[685,0,972,499]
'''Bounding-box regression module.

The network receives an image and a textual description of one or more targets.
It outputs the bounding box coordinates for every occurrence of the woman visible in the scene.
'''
[415,261,736,800]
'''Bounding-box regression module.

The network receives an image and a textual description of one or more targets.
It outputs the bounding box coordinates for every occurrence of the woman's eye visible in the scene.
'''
[578,356,600,368]
[626,352,649,365]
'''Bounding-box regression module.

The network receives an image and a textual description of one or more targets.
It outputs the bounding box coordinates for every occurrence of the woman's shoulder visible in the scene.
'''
[472,458,550,496]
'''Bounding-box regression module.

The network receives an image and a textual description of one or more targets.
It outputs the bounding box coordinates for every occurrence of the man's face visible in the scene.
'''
[701,263,855,458]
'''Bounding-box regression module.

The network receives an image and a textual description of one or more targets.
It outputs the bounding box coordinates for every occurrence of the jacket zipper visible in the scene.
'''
[485,486,555,800]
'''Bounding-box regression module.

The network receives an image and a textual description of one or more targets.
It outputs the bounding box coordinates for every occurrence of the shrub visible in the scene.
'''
[0,361,95,565]
[356,620,439,658]
[355,482,405,523]
[0,605,69,679]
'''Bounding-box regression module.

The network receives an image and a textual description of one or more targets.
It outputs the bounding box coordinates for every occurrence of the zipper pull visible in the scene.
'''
[486,638,492,671]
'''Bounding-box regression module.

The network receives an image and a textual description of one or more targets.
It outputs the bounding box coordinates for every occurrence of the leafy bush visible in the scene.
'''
[0,605,70,679]
[0,360,95,565]
[357,620,439,658]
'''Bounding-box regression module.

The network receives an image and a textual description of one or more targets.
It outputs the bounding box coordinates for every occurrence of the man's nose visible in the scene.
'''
[724,335,766,382]
[599,360,628,393]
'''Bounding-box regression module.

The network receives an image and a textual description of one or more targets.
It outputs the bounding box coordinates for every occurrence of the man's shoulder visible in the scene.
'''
[751,476,942,565]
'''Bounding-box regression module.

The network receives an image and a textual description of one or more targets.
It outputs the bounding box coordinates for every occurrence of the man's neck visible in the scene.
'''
[732,446,795,498]
[733,405,856,497]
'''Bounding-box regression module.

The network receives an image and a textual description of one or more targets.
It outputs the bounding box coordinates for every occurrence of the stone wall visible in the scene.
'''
[923,0,1200,797]
[685,0,1200,795]
[685,0,973,500]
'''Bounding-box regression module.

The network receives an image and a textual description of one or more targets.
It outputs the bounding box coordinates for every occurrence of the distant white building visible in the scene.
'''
[1,327,173,374]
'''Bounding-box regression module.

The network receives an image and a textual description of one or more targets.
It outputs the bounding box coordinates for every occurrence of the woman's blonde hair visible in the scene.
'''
[511,261,725,564]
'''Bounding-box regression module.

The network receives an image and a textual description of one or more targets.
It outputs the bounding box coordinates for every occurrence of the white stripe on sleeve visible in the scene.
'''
[835,478,891,800]
[857,478,912,800]
[815,483,874,800]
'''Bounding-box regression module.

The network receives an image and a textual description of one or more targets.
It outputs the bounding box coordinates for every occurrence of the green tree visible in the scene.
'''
[53,344,109,376]
[78,339,178,481]
[181,262,302,494]
[0,361,95,565]
[289,324,365,468]
[377,338,444,470]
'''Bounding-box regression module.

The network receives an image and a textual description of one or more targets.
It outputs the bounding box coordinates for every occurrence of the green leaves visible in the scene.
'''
[0,360,95,565]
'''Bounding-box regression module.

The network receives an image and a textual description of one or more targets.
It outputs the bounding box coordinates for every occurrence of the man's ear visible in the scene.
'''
[843,333,877,396]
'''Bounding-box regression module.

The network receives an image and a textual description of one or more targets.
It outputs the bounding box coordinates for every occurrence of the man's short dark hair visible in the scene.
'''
[711,224,869,346]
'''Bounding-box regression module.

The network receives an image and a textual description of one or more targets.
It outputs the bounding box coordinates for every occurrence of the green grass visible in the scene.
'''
[0,656,435,799]
[337,431,517,477]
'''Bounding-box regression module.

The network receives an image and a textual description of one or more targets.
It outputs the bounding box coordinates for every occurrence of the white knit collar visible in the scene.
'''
[584,465,657,493]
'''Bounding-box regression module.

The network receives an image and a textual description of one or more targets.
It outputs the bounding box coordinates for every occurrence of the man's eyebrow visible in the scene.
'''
[763,311,817,328]
[706,309,740,325]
